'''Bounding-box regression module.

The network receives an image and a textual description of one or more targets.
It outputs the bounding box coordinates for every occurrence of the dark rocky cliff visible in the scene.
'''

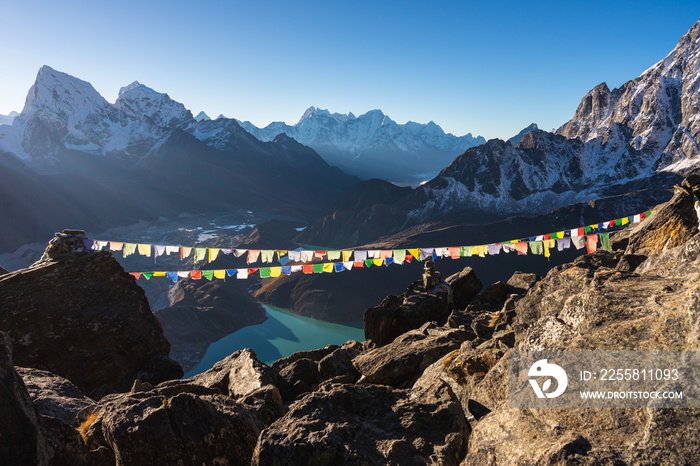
[0,232,182,397]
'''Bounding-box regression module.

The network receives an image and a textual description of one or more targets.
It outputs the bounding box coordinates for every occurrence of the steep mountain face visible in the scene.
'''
[0,67,357,253]
[407,20,700,219]
[296,21,700,249]
[557,21,700,172]
[240,107,486,184]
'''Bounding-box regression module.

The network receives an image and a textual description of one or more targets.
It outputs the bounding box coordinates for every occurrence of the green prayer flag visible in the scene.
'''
[584,226,591,234]
[461,246,474,257]
[194,248,207,262]
[529,241,544,255]
[312,263,323,273]
[365,259,373,268]
[202,270,214,280]
[142,272,153,280]
[600,232,612,251]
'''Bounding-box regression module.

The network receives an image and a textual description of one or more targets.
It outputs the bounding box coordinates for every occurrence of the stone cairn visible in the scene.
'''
[34,229,92,265]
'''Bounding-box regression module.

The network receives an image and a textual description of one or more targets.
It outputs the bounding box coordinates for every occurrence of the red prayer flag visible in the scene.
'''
[544,234,551,240]
[303,265,314,274]
[190,271,202,280]
[640,212,646,219]
[405,255,413,262]
[354,261,364,268]
[248,268,258,274]
[586,234,598,254]
[130,272,141,280]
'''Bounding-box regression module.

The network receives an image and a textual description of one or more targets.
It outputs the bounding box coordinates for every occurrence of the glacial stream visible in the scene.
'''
[184,305,365,377]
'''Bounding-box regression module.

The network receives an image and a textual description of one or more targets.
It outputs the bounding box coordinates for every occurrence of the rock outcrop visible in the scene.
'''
[0,232,182,397]
[18,367,114,465]
[0,331,49,466]
[252,382,469,465]
[82,383,266,466]
[456,178,700,464]
[364,292,450,347]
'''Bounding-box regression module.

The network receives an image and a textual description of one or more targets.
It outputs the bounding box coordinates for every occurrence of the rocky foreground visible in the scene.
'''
[2,177,700,464]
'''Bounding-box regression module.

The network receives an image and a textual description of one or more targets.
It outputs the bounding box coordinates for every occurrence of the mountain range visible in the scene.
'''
[296,19,700,248]
[239,107,486,184]
[2,20,700,257]
[0,67,356,253]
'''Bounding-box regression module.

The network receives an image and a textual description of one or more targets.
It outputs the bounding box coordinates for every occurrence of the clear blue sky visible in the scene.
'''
[1,1,699,140]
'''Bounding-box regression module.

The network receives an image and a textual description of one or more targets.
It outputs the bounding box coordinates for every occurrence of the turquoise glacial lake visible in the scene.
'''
[184,305,365,377]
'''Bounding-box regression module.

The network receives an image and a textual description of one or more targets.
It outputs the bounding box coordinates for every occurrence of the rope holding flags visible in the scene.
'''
[108,209,655,282]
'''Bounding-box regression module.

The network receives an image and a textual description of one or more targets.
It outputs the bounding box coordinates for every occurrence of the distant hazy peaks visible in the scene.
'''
[297,106,364,125]
[194,111,211,121]
[0,111,18,125]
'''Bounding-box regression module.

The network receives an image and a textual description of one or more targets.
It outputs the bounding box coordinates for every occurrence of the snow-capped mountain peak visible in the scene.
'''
[115,81,192,128]
[407,20,700,221]
[194,111,211,121]
[241,107,486,183]
[118,81,142,98]
[20,65,110,121]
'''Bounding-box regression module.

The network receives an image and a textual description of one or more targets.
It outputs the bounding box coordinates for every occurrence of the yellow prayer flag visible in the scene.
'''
[556,232,565,239]
[621,217,629,225]
[407,248,421,258]
[209,248,220,263]
[153,272,166,277]
[373,258,384,266]
[342,251,353,262]
[473,245,487,257]
[270,267,282,277]
[214,270,226,279]
[137,244,151,257]
[322,263,333,273]
[277,251,287,259]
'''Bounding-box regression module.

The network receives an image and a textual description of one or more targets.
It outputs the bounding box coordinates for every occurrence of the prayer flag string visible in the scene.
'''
[112,209,655,281]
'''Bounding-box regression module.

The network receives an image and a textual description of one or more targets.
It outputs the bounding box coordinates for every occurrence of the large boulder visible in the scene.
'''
[271,344,338,373]
[188,348,278,399]
[0,244,182,397]
[353,325,468,387]
[83,383,265,466]
[364,292,450,347]
[0,331,50,465]
[252,382,469,465]
[16,368,95,425]
[445,266,482,309]
[625,180,699,256]
[18,367,114,465]
[278,357,321,401]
